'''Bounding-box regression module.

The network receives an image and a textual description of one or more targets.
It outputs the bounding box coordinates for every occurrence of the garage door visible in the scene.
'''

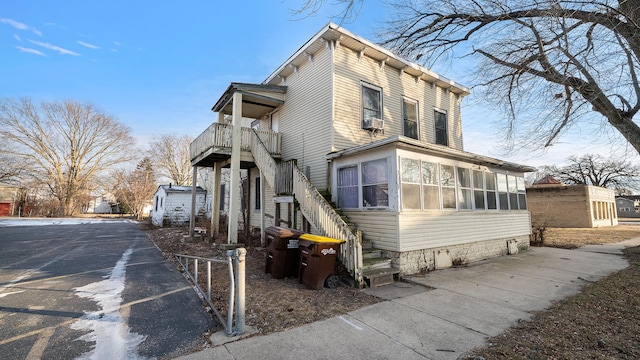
[0,202,11,216]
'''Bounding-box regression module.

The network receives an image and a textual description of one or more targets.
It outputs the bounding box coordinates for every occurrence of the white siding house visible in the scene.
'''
[190,23,535,285]
[151,185,206,227]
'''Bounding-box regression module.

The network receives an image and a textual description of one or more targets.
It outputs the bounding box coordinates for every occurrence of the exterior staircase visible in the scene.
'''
[250,132,364,287]
[319,190,400,288]
[362,242,400,288]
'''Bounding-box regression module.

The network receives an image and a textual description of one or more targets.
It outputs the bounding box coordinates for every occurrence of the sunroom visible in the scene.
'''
[327,135,535,274]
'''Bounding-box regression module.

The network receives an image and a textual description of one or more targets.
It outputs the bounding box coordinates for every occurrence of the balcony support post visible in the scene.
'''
[227,92,243,244]
[211,161,221,237]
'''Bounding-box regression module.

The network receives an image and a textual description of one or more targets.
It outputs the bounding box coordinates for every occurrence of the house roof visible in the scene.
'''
[212,82,288,119]
[264,23,471,96]
[157,185,206,193]
[532,175,565,186]
[326,135,536,173]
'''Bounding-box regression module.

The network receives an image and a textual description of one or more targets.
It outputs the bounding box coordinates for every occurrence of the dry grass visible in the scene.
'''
[139,223,381,336]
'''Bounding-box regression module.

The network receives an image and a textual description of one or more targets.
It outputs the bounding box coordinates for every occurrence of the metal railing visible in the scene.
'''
[175,248,246,336]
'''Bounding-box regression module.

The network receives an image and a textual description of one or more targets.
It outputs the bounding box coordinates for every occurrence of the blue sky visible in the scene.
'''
[1,0,636,169]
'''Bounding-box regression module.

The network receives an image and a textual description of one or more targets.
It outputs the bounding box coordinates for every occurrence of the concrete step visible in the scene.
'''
[363,256,392,271]
[362,248,384,260]
[363,266,400,288]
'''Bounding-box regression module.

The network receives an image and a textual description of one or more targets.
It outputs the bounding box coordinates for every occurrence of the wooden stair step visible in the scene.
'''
[363,267,400,288]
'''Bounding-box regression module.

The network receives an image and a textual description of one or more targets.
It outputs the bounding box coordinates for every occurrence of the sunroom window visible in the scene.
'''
[362,159,388,207]
[337,166,358,209]
[441,164,456,209]
[473,170,485,210]
[485,172,498,210]
[422,161,440,209]
[457,167,473,210]
[401,158,421,209]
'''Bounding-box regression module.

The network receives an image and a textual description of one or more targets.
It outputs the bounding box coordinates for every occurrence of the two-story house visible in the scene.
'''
[190,23,535,286]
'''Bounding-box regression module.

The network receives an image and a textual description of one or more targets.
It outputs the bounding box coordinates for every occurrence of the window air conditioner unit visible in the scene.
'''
[363,118,384,130]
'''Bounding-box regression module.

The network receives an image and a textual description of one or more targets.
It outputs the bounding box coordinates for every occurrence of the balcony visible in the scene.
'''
[190,123,282,168]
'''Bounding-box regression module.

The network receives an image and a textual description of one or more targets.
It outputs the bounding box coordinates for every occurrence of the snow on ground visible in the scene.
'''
[0,218,136,227]
[71,248,149,360]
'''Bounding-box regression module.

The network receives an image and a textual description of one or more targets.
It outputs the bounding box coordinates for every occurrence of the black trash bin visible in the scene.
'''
[298,234,345,290]
[264,226,304,279]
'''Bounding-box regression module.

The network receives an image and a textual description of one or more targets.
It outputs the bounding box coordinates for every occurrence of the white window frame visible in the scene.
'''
[434,109,448,146]
[361,82,382,128]
[402,97,419,140]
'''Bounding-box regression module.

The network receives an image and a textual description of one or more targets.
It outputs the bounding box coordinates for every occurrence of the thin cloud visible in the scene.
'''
[15,46,46,56]
[77,40,99,49]
[14,34,22,42]
[0,18,42,36]
[28,40,79,56]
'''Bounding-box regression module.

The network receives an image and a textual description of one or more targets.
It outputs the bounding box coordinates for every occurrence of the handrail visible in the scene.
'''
[292,167,363,286]
[175,249,246,336]
[250,130,363,286]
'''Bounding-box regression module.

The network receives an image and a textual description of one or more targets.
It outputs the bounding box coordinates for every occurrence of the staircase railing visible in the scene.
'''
[292,167,363,286]
[250,131,363,286]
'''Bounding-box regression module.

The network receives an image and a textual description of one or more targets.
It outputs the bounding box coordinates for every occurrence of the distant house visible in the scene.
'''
[527,176,617,228]
[0,183,20,216]
[151,185,207,227]
[616,196,640,218]
[85,193,118,214]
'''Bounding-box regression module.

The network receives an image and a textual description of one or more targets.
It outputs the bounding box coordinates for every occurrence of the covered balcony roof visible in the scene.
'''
[212,82,287,119]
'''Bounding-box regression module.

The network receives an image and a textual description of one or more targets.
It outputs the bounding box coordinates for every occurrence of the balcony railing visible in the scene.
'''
[190,123,281,163]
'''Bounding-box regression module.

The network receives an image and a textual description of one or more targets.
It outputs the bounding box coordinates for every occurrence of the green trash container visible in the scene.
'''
[264,226,304,279]
[298,234,345,290]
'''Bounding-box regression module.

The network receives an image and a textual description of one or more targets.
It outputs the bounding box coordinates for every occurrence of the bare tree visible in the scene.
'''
[538,154,640,192]
[296,0,640,154]
[111,158,157,220]
[0,146,26,184]
[149,134,192,186]
[0,98,135,216]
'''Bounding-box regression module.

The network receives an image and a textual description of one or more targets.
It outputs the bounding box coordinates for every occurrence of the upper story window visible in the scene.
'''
[362,83,382,127]
[403,98,419,140]
[434,110,448,146]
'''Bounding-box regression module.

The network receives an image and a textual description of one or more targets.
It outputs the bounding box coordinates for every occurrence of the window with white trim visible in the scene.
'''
[485,172,498,210]
[403,98,418,140]
[337,166,358,209]
[362,83,382,127]
[441,164,456,209]
[473,170,485,210]
[457,167,473,210]
[434,110,448,146]
[362,159,389,208]
[422,161,440,209]
[398,157,527,212]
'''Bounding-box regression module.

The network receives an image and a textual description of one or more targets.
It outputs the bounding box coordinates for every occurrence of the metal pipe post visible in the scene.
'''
[226,250,235,335]
[234,247,246,334]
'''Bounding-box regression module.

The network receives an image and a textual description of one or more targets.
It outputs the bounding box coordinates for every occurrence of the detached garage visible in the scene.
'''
[0,184,20,216]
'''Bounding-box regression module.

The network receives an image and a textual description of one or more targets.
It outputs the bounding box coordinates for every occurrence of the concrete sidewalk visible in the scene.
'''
[177,241,638,360]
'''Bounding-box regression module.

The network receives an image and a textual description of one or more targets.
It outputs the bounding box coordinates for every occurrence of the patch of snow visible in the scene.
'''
[71,248,149,360]
[0,218,135,227]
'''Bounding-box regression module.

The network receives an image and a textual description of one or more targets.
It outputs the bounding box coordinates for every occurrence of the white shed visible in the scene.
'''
[151,185,207,227]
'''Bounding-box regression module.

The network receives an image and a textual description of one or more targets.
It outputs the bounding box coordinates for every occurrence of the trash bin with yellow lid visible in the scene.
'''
[264,226,304,279]
[298,234,345,290]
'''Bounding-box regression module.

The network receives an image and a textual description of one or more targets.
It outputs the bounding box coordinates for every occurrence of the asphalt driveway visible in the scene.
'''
[0,219,214,359]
